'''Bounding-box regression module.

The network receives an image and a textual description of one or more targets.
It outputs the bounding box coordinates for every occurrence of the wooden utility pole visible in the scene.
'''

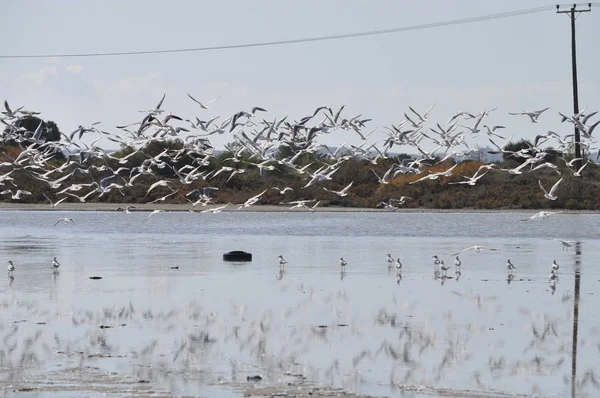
[556,3,591,170]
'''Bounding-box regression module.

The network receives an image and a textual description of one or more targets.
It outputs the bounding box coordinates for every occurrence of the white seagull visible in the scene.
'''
[0,189,32,200]
[508,107,549,123]
[323,181,354,197]
[52,256,60,270]
[454,256,461,271]
[339,257,347,269]
[451,245,498,256]
[7,260,15,274]
[144,209,164,220]
[271,187,293,194]
[387,253,394,267]
[551,260,559,273]
[54,218,75,227]
[278,255,288,267]
[538,178,563,200]
[395,258,403,271]
[506,259,516,274]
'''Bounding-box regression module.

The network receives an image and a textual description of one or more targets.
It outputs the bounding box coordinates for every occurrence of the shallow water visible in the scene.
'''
[0,210,599,397]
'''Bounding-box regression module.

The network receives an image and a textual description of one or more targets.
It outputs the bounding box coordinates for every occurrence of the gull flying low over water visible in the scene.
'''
[519,210,562,222]
[451,245,498,256]
[200,203,230,213]
[54,218,75,227]
[43,194,67,208]
[144,209,164,220]
[554,239,578,251]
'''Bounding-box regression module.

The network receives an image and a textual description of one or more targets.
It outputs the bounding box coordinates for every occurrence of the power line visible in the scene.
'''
[0,4,596,60]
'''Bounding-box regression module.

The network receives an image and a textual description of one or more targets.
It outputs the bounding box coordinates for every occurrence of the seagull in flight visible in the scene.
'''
[54,218,75,227]
[272,187,293,194]
[538,178,563,200]
[187,93,221,109]
[323,181,353,197]
[144,209,164,220]
[553,239,577,251]
[43,194,67,208]
[451,245,498,256]
[508,107,549,123]
[519,210,562,222]
[0,189,32,200]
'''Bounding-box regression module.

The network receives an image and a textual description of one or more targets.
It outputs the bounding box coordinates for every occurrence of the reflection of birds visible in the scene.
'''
[395,272,402,284]
[455,270,461,281]
[440,261,449,276]
[549,279,556,294]
[52,257,60,270]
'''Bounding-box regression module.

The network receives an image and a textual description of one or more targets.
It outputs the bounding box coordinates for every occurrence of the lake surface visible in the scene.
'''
[0,210,599,397]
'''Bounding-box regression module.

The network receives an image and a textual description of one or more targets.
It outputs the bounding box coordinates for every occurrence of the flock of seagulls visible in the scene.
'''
[0,97,599,215]
[274,244,567,292]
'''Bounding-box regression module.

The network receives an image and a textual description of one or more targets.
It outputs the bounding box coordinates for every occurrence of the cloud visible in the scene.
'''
[16,65,59,85]
[65,64,83,74]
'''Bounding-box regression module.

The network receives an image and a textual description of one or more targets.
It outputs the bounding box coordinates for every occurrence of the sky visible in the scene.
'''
[0,0,598,152]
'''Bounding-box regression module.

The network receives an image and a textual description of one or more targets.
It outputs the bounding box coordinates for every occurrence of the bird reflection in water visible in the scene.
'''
[276,267,284,281]
[506,274,515,284]
[395,272,402,285]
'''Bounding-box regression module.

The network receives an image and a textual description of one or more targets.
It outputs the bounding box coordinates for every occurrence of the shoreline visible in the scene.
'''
[0,202,597,214]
